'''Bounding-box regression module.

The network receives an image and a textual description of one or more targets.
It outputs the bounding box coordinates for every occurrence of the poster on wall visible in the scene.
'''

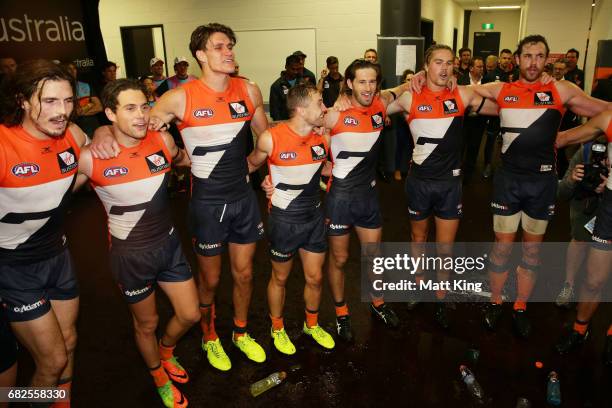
[592,40,612,97]
[0,0,104,72]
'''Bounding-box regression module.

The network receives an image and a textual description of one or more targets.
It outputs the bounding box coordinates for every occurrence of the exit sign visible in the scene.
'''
[482,23,494,29]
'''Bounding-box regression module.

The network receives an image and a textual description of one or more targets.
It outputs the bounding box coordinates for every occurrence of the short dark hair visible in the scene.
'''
[566,48,579,59]
[287,83,318,117]
[400,69,415,83]
[424,44,454,65]
[101,61,117,72]
[0,59,76,126]
[101,78,147,113]
[459,47,472,56]
[469,56,484,68]
[500,49,513,56]
[364,48,377,56]
[285,54,301,67]
[189,23,236,66]
[326,56,339,67]
[343,58,382,94]
[516,35,550,57]
[554,59,568,66]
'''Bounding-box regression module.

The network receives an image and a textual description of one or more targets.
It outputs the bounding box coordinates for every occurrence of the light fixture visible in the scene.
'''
[479,5,521,9]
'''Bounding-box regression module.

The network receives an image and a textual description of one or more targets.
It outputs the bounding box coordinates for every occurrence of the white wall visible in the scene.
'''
[421,0,465,48]
[468,10,520,54]
[584,0,612,92]
[522,0,593,67]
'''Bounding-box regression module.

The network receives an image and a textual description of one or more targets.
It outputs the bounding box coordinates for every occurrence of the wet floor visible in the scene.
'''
[14,170,612,408]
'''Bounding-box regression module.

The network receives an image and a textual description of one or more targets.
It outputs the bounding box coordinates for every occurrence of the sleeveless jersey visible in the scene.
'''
[407,86,465,180]
[497,81,566,174]
[329,96,386,192]
[267,123,328,220]
[89,131,172,250]
[606,116,612,190]
[0,125,80,264]
[178,77,254,204]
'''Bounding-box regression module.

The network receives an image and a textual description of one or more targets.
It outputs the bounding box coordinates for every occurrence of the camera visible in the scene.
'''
[580,142,609,192]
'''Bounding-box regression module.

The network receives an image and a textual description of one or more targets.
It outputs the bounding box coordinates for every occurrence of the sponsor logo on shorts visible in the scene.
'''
[146,150,170,173]
[13,298,47,314]
[540,164,553,172]
[548,204,555,216]
[229,100,249,119]
[504,95,519,103]
[457,203,463,215]
[124,285,152,297]
[534,91,554,106]
[328,223,349,230]
[310,143,326,161]
[452,169,462,177]
[12,162,40,177]
[193,108,214,118]
[344,116,359,126]
[443,99,459,114]
[103,166,129,178]
[198,242,222,250]
[592,234,612,244]
[257,222,265,235]
[271,248,291,258]
[491,202,509,211]
[417,104,433,112]
[408,207,421,216]
[279,151,297,160]
[57,148,78,173]
[370,112,384,129]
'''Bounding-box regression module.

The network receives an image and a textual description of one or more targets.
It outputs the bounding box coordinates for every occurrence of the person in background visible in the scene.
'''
[564,48,584,89]
[66,62,102,138]
[292,50,316,84]
[393,69,414,181]
[270,54,303,121]
[554,58,580,178]
[155,57,198,97]
[139,76,158,107]
[149,57,166,90]
[457,47,471,77]
[485,55,498,75]
[94,61,118,126]
[0,57,17,84]
[317,56,343,108]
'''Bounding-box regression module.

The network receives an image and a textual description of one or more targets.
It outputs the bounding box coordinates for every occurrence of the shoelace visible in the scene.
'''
[274,330,290,345]
[209,342,224,358]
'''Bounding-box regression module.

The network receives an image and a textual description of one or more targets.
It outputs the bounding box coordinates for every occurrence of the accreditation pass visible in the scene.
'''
[0,387,69,402]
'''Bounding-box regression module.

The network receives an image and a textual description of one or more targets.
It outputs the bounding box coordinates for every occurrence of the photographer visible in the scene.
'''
[555,138,609,306]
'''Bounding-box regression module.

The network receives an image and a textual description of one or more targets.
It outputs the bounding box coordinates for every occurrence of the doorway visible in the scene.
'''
[420,19,434,51]
[473,32,500,59]
[120,25,167,79]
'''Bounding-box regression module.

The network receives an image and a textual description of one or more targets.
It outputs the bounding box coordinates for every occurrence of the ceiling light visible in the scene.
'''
[479,5,521,9]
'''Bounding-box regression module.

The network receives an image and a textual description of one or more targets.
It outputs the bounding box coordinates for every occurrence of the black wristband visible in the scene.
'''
[475,97,486,114]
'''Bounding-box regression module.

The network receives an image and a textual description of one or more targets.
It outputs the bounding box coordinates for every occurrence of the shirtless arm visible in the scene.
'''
[150,87,186,129]
[247,129,273,173]
[246,80,270,138]
[557,80,612,118]
[556,110,611,148]
[160,130,190,167]
[386,90,413,116]
[74,145,93,192]
[459,86,499,116]
[70,123,90,191]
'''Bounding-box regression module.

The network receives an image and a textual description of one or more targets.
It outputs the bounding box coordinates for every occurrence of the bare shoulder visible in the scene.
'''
[68,123,88,147]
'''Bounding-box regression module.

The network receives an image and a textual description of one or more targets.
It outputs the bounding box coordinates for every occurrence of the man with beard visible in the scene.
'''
[248,83,335,353]
[0,59,87,405]
[155,57,198,97]
[470,35,611,338]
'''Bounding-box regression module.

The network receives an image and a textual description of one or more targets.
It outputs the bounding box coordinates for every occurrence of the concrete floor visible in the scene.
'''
[14,169,612,408]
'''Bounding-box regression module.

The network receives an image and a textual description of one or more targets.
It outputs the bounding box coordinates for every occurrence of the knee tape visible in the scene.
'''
[493,213,521,234]
[521,213,548,235]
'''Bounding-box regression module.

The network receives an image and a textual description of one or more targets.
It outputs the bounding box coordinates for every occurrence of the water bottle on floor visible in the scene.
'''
[546,371,561,406]
[459,365,484,402]
[250,371,287,397]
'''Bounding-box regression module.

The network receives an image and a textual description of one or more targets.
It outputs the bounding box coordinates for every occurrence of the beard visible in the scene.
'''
[34,114,69,138]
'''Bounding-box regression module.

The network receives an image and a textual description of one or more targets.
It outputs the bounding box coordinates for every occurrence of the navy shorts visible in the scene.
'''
[0,311,17,372]
[110,231,193,304]
[592,188,612,250]
[190,189,264,256]
[268,209,327,262]
[405,175,463,220]
[325,189,382,235]
[0,249,78,322]
[491,168,557,220]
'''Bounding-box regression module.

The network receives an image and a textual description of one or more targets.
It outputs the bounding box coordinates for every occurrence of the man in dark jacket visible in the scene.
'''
[269,55,303,121]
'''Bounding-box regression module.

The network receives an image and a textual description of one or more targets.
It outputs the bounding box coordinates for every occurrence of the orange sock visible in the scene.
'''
[150,365,170,387]
[573,320,588,335]
[607,324,612,336]
[158,340,175,361]
[233,318,247,340]
[50,379,72,408]
[305,309,319,328]
[371,298,385,308]
[515,265,536,309]
[334,301,349,317]
[270,315,284,331]
[199,303,218,342]
[489,270,509,305]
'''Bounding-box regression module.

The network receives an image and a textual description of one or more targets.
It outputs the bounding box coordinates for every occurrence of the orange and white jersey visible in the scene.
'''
[89,131,173,250]
[497,81,566,174]
[267,123,328,218]
[0,125,79,264]
[407,86,466,180]
[178,77,254,204]
[329,96,386,192]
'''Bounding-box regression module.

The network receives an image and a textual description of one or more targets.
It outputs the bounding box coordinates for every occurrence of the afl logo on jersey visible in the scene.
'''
[417,104,433,112]
[370,112,384,129]
[193,108,214,118]
[310,144,327,161]
[229,101,249,119]
[57,148,78,173]
[443,99,459,114]
[534,91,554,105]
[504,95,519,103]
[279,151,297,160]
[344,116,359,126]
[146,151,170,173]
[103,166,129,178]
[12,162,40,177]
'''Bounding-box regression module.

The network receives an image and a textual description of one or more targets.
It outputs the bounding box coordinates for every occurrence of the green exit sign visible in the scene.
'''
[482,23,494,29]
